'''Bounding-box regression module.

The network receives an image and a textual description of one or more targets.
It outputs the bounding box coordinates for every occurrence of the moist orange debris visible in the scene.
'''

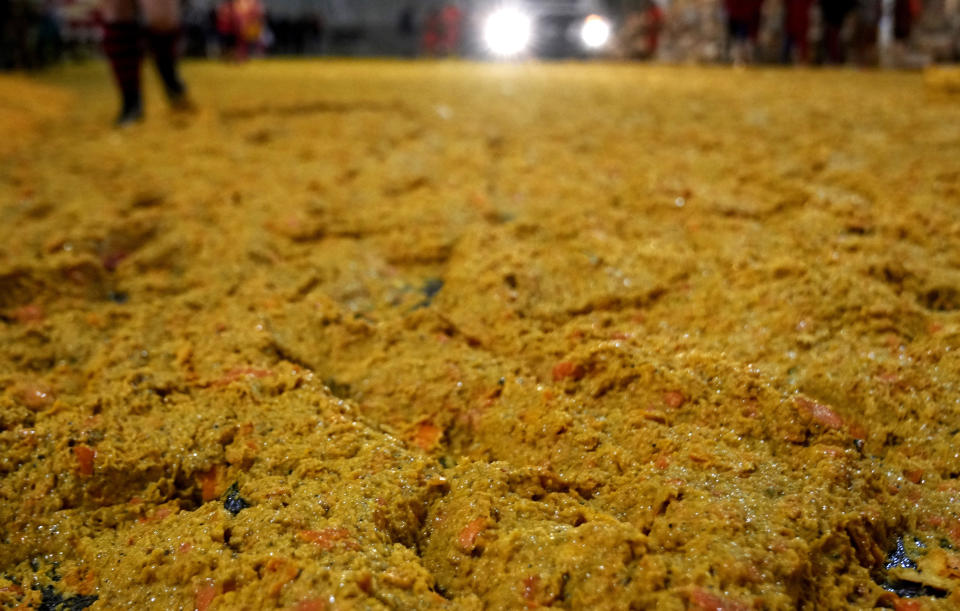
[1,61,959,610]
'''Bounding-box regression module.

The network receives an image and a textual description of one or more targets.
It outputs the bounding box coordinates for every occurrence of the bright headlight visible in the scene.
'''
[581,14,611,49]
[483,8,533,57]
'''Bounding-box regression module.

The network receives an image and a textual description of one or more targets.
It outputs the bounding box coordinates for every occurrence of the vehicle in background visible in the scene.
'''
[466,0,614,58]
[304,0,614,59]
[307,0,614,59]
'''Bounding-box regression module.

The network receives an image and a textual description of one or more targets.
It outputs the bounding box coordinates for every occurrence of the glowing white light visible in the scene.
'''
[483,8,533,57]
[581,14,611,49]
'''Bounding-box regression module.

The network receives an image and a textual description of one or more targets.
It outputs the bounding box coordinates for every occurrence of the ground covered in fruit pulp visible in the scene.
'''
[1,61,960,610]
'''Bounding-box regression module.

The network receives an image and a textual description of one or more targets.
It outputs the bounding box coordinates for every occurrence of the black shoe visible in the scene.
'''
[115,103,144,127]
[168,90,196,113]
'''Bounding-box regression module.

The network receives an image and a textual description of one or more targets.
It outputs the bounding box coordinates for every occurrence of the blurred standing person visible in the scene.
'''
[643,0,666,58]
[304,13,324,55]
[182,0,212,57]
[782,0,813,63]
[891,0,923,65]
[619,0,665,59]
[724,0,765,64]
[820,0,855,63]
[438,3,462,55]
[0,0,8,68]
[36,0,65,67]
[233,0,264,60]
[215,0,236,59]
[101,0,192,125]
[421,5,442,56]
[397,4,418,57]
[894,0,921,42]
[1,0,35,69]
[399,4,416,38]
[852,0,881,65]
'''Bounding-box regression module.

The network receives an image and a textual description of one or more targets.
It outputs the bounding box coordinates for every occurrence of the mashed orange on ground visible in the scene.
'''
[1,61,959,610]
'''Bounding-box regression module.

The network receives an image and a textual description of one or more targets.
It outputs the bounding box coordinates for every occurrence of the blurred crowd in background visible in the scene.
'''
[637,0,960,66]
[2,0,959,70]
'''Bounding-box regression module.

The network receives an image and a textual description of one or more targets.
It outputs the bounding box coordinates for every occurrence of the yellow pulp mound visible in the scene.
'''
[1,61,960,610]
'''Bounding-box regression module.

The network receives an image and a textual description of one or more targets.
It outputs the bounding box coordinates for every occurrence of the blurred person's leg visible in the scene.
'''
[728,20,750,64]
[797,31,810,63]
[726,17,740,62]
[140,0,191,108]
[726,17,736,61]
[790,20,811,64]
[782,33,794,63]
[784,0,812,64]
[824,24,843,63]
[745,13,761,64]
[101,0,143,125]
